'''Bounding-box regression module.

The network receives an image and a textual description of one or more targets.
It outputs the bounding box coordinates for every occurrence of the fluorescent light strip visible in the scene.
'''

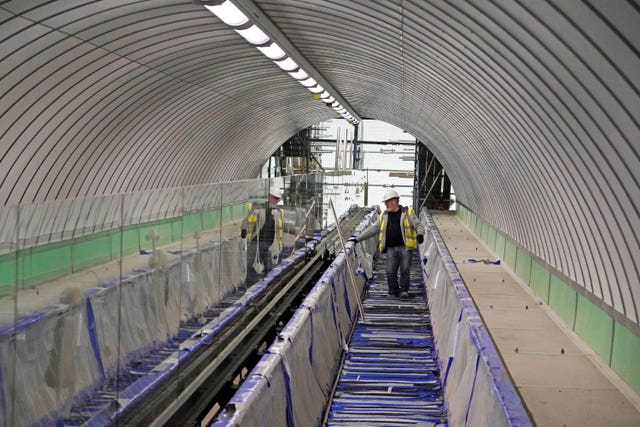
[274,57,298,71]
[204,1,359,123]
[257,42,286,60]
[299,77,317,87]
[235,25,270,45]
[289,69,309,80]
[205,2,248,27]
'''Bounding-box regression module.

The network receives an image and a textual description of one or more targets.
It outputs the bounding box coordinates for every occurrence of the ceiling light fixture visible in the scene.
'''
[201,0,360,124]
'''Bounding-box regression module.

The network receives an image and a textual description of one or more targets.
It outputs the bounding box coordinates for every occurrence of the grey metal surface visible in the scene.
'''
[0,1,638,323]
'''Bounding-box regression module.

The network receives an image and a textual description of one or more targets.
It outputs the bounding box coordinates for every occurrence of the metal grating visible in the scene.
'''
[326,252,447,426]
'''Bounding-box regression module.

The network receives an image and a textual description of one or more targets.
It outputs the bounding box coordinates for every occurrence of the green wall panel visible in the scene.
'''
[504,240,517,268]
[494,234,506,260]
[515,249,532,285]
[111,227,140,258]
[458,205,466,224]
[73,233,111,271]
[530,260,551,303]
[574,294,613,364]
[202,209,221,229]
[182,213,202,235]
[474,217,482,235]
[487,228,497,252]
[0,253,16,295]
[481,221,489,243]
[221,205,232,224]
[233,202,247,222]
[171,219,183,242]
[139,221,173,249]
[611,322,640,395]
[22,243,72,287]
[549,275,577,328]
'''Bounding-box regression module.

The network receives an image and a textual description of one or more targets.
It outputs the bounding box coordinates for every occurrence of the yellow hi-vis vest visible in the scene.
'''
[246,204,284,249]
[275,209,284,250]
[245,202,258,241]
[377,207,418,251]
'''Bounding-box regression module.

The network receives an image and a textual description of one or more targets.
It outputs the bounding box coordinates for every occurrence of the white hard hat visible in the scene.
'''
[269,186,282,199]
[382,188,400,202]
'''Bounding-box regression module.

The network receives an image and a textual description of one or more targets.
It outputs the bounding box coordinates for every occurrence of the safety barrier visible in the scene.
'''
[420,212,532,427]
[0,236,247,426]
[212,208,379,426]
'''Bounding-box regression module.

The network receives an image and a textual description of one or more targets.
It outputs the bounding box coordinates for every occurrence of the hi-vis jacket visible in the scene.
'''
[357,206,425,252]
[241,202,284,250]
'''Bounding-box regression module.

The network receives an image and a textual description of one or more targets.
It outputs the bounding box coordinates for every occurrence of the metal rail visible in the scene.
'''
[139,208,371,426]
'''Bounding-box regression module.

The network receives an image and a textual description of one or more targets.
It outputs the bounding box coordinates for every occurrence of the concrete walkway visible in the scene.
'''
[433,213,640,427]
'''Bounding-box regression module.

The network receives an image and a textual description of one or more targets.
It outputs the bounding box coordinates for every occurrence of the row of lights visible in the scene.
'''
[203,0,359,124]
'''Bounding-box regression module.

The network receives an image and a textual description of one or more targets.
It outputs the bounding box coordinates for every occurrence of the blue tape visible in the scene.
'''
[328,277,343,345]
[464,352,481,426]
[341,266,352,319]
[85,298,106,381]
[307,308,313,366]
[442,355,454,389]
[280,359,295,427]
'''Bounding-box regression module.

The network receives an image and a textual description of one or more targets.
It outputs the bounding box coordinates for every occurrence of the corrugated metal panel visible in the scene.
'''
[0,0,638,323]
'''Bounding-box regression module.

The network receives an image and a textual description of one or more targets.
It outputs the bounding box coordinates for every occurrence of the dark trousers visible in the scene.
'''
[385,245,412,294]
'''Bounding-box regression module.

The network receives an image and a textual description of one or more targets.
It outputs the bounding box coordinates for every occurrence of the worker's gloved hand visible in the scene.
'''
[348,236,358,243]
[416,234,424,244]
[241,229,247,239]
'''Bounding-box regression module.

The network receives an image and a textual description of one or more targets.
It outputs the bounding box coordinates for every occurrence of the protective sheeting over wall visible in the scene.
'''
[213,209,532,426]
[0,236,245,426]
[212,209,379,426]
[420,212,531,427]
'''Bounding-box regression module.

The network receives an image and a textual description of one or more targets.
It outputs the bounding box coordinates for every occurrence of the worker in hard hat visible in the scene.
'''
[349,188,425,298]
[241,186,285,284]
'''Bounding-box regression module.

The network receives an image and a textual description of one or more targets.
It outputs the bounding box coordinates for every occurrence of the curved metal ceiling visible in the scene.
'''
[0,0,638,325]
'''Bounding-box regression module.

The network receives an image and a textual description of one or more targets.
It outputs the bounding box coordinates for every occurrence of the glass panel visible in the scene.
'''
[0,205,17,425]
[243,179,271,286]
[0,173,336,425]
[116,188,184,423]
[4,197,116,425]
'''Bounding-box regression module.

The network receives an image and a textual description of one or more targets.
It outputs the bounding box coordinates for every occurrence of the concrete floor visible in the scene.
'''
[433,213,640,427]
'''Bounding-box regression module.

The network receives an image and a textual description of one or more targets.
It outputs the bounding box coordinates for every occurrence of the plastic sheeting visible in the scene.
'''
[419,212,532,427]
[212,209,531,427]
[0,303,101,426]
[0,236,246,427]
[212,211,378,427]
